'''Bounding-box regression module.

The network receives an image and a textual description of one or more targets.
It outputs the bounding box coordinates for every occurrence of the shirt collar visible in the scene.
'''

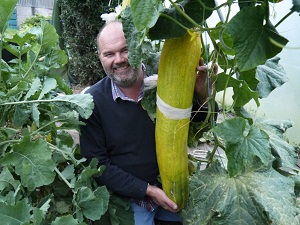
[111,64,146,102]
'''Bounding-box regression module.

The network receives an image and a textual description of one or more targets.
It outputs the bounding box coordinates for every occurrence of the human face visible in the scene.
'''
[97,22,140,88]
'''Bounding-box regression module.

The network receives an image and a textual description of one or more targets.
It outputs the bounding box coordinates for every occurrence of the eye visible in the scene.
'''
[104,53,114,58]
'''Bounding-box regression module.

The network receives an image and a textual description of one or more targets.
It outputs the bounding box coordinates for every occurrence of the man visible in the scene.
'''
[79,21,215,225]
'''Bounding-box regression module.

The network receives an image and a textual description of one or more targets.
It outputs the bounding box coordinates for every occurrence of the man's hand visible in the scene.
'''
[195,58,218,105]
[146,184,179,213]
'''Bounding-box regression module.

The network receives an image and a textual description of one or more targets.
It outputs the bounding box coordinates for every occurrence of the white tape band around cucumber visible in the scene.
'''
[156,94,192,120]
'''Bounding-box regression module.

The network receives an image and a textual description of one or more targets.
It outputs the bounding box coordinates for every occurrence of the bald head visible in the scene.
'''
[96,21,142,88]
[97,21,124,53]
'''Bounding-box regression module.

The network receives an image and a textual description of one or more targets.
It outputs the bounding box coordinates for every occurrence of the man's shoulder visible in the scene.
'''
[85,76,111,96]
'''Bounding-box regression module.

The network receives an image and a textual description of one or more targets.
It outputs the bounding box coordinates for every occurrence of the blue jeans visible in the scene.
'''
[130,201,182,225]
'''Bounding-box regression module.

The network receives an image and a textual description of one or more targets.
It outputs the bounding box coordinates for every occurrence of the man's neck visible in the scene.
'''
[119,73,144,102]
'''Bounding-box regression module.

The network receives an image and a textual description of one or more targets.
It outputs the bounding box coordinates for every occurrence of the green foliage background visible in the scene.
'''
[57,0,119,85]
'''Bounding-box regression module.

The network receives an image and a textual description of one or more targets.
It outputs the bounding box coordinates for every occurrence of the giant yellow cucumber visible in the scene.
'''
[155,31,201,209]
[122,0,130,9]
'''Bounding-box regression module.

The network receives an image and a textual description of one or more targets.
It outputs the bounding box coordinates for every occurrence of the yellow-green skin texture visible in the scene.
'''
[156,32,201,210]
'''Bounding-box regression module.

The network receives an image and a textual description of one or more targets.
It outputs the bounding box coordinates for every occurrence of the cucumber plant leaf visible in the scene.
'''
[255,118,298,169]
[181,162,300,225]
[224,5,288,71]
[291,0,300,12]
[256,56,288,98]
[215,72,260,107]
[238,68,258,91]
[212,117,274,177]
[148,0,215,40]
[232,80,260,107]
[130,0,163,32]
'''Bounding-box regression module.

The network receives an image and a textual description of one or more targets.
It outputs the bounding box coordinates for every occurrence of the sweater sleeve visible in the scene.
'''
[79,109,148,200]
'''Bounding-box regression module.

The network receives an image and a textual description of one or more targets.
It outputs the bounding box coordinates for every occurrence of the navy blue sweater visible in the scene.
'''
[80,77,158,199]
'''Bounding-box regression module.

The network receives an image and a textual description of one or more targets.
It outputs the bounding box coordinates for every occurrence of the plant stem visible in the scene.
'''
[0,35,3,84]
[48,143,84,166]
[0,98,66,106]
[23,48,40,79]
[169,0,200,28]
[206,138,226,168]
[160,13,190,31]
[197,0,228,11]
[0,139,20,147]
[54,167,74,189]
[30,118,63,137]
[275,10,294,28]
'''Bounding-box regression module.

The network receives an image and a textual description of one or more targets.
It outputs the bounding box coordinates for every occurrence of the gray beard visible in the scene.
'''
[105,69,140,88]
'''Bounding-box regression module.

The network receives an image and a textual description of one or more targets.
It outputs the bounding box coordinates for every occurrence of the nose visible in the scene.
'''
[114,52,126,63]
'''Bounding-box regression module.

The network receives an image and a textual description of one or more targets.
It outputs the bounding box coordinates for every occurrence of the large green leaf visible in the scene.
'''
[130,0,163,32]
[38,77,57,100]
[0,199,31,225]
[215,72,260,107]
[0,167,20,191]
[32,207,45,225]
[256,56,288,98]
[13,104,29,127]
[238,68,258,91]
[121,7,143,70]
[7,80,28,97]
[31,103,40,127]
[4,33,35,56]
[29,20,59,49]
[238,0,255,9]
[74,186,110,222]
[141,87,157,121]
[0,136,56,191]
[49,71,72,95]
[100,192,134,225]
[148,0,215,39]
[24,77,41,100]
[225,5,288,71]
[292,0,300,12]
[232,80,260,107]
[181,162,300,225]
[212,117,274,177]
[52,215,85,225]
[53,94,94,119]
[0,0,18,34]
[255,118,298,170]
[74,159,103,190]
